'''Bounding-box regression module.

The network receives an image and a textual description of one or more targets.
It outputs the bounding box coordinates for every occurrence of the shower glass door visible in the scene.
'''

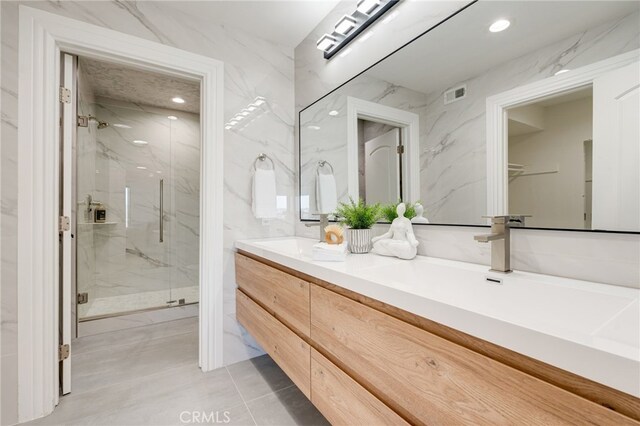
[76,97,199,320]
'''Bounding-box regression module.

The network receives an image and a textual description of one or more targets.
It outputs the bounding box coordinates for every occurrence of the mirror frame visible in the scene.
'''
[297,0,640,235]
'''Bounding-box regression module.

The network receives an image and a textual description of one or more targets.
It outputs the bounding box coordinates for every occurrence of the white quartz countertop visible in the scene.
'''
[236,237,640,397]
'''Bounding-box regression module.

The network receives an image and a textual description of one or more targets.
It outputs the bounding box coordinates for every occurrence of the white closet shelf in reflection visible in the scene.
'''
[78,222,119,226]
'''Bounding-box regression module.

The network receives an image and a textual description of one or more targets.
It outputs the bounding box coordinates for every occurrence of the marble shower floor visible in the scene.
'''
[27,317,328,426]
[78,286,200,319]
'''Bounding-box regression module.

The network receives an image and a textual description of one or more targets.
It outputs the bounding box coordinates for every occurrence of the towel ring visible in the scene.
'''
[317,160,334,176]
[254,153,275,171]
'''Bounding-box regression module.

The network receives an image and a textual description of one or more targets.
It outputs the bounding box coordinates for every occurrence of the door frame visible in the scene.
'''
[485,49,639,217]
[17,6,225,422]
[346,96,420,203]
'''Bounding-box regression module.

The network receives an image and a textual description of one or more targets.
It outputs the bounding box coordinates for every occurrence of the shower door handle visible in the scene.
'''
[159,179,164,243]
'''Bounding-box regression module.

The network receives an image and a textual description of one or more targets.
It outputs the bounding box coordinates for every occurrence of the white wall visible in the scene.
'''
[294,1,640,289]
[1,2,295,424]
[509,96,593,229]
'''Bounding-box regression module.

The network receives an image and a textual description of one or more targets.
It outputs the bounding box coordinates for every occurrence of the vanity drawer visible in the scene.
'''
[235,253,310,336]
[310,284,635,426]
[311,348,409,426]
[236,289,311,398]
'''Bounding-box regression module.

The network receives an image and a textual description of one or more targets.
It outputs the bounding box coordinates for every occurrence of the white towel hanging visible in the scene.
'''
[252,168,277,219]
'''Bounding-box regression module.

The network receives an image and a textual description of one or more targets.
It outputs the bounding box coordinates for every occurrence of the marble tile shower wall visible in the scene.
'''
[76,97,200,312]
[294,1,640,289]
[1,2,296,423]
[421,11,640,225]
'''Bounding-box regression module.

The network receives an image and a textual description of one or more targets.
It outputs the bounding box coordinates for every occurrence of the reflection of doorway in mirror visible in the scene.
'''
[507,87,593,229]
[358,119,402,205]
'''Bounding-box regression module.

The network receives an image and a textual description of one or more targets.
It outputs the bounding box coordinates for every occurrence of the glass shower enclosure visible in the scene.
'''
[76,98,200,320]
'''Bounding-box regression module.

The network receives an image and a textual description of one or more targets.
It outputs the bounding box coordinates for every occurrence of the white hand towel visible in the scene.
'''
[312,242,348,262]
[252,169,277,219]
[316,173,337,214]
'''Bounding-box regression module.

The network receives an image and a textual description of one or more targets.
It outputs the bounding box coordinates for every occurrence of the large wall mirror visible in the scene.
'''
[299,1,640,232]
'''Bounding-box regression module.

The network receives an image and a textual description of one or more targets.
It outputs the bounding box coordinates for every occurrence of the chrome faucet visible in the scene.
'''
[474,216,511,273]
[305,213,329,242]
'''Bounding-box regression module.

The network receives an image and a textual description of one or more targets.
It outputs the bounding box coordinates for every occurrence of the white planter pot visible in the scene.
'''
[347,228,373,254]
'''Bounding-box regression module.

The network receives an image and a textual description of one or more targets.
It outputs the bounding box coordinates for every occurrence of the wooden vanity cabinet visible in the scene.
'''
[235,252,640,425]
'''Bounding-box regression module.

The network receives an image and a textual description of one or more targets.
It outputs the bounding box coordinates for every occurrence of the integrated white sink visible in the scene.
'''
[236,236,640,397]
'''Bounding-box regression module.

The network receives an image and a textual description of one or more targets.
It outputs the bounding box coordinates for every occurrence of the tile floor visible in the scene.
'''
[28,317,328,426]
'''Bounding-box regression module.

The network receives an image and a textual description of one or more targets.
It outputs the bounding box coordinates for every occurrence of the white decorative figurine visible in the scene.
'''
[411,202,430,224]
[371,203,419,260]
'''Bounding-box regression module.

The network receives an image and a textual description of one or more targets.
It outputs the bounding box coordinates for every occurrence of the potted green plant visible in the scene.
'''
[381,201,417,223]
[334,197,381,253]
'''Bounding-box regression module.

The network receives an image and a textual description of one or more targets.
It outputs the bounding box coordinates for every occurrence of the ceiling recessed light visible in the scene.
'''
[167,115,178,120]
[136,166,147,170]
[356,0,380,15]
[329,110,339,116]
[335,15,357,36]
[112,123,132,129]
[132,140,148,145]
[171,97,185,104]
[489,19,511,33]
[555,69,571,75]
[316,34,338,52]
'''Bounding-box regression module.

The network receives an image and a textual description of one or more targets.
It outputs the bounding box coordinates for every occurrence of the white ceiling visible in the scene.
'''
[367,1,639,95]
[157,0,341,48]
[79,58,201,113]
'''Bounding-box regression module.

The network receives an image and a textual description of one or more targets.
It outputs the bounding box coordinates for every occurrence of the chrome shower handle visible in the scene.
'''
[159,179,164,243]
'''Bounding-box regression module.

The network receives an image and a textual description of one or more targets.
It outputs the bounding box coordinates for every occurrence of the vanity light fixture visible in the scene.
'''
[240,110,251,116]
[225,125,232,130]
[335,15,357,35]
[247,105,257,112]
[171,97,185,104]
[225,96,267,130]
[356,0,381,15]
[167,115,178,120]
[555,69,571,75]
[318,0,399,60]
[132,140,148,145]
[252,96,266,106]
[489,19,511,33]
[329,110,339,116]
[317,34,338,52]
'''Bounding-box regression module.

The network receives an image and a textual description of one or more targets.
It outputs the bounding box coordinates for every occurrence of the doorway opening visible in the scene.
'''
[60,53,201,395]
[357,119,403,205]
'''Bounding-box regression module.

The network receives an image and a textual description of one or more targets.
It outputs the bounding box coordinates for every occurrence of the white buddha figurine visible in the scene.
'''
[372,203,419,260]
[411,203,430,224]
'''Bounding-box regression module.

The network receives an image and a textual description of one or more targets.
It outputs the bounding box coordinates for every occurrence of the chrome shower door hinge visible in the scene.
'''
[77,115,89,127]
[397,145,405,154]
[59,344,70,361]
[77,293,89,304]
[59,216,70,232]
[59,86,71,104]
